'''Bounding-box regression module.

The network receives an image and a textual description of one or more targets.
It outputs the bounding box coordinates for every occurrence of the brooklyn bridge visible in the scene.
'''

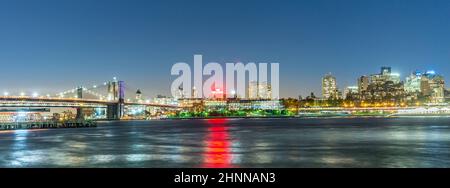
[0,78,179,120]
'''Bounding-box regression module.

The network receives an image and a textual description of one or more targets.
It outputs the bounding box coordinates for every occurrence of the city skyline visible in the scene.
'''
[1,0,450,98]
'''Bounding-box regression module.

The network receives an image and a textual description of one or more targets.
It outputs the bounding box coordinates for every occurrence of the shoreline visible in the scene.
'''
[2,115,450,131]
[161,114,450,120]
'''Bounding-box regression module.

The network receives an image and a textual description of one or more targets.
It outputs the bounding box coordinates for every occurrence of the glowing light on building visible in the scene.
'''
[426,70,436,75]
[391,73,400,77]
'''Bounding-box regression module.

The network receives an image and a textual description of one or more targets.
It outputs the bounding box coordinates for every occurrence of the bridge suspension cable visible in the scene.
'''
[52,79,115,100]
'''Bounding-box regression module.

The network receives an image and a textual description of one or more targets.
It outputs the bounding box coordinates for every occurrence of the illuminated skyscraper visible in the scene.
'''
[248,81,258,99]
[258,81,272,99]
[343,86,358,99]
[404,70,445,103]
[405,71,423,93]
[371,66,400,85]
[422,70,445,103]
[361,67,405,101]
[358,76,369,94]
[322,73,339,99]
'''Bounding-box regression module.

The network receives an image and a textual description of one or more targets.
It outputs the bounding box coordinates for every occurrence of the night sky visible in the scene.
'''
[1,0,449,98]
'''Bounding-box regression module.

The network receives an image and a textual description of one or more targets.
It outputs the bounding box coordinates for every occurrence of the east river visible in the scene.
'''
[1,117,450,168]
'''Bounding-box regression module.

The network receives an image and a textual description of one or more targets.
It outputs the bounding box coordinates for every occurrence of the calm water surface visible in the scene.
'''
[1,117,450,168]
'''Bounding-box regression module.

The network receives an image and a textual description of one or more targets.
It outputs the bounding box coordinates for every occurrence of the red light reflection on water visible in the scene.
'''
[202,118,235,168]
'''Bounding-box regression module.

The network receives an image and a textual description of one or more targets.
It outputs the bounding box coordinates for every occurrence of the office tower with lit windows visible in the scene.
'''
[358,76,369,95]
[405,71,423,93]
[362,67,405,102]
[343,86,359,100]
[421,70,445,103]
[248,81,259,99]
[403,70,445,103]
[370,66,400,85]
[322,73,339,100]
[258,81,272,99]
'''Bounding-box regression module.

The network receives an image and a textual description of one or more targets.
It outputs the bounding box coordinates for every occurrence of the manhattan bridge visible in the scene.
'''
[0,78,179,120]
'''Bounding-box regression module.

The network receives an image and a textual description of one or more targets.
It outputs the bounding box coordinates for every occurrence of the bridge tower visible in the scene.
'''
[76,86,84,120]
[76,87,83,99]
[106,80,125,120]
[118,80,125,118]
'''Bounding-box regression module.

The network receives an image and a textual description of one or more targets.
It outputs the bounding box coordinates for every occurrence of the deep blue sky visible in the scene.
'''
[1,0,449,98]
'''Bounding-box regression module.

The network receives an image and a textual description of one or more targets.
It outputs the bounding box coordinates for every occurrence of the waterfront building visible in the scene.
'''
[135,89,143,103]
[250,100,283,110]
[178,98,283,111]
[177,98,203,113]
[422,71,445,103]
[211,88,225,99]
[123,105,146,119]
[361,67,405,102]
[227,99,283,111]
[258,81,272,99]
[403,70,445,103]
[405,71,423,93]
[370,66,400,85]
[322,73,339,100]
[204,100,228,111]
[248,81,259,99]
[358,76,369,95]
[153,95,178,106]
[343,86,359,99]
